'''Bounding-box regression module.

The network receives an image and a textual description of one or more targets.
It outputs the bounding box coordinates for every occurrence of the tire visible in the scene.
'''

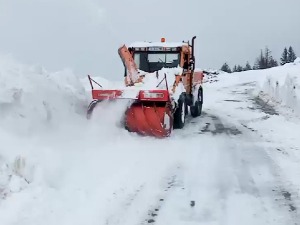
[190,88,203,118]
[173,94,187,129]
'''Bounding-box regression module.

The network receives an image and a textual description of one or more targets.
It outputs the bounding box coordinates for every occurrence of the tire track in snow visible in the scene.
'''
[140,174,179,224]
[138,163,185,225]
[174,110,243,139]
[219,82,300,224]
[105,184,146,225]
[103,165,183,225]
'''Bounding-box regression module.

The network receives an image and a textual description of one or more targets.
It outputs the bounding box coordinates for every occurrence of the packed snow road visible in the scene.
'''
[1,58,300,225]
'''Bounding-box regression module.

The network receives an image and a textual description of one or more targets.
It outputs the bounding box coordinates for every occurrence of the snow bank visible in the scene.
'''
[0,155,31,198]
[256,63,300,115]
[294,57,300,64]
[0,55,88,136]
[0,55,89,198]
[260,74,299,114]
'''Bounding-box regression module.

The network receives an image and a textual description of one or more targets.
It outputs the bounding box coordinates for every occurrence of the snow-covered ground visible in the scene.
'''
[0,55,300,225]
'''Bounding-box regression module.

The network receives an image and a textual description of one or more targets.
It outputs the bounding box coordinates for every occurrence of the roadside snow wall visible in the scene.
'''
[258,59,300,115]
[0,55,88,136]
[0,55,89,197]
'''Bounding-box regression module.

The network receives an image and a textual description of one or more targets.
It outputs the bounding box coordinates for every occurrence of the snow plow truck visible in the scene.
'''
[87,36,204,138]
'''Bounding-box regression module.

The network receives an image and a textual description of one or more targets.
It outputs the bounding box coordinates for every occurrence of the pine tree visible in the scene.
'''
[254,49,265,69]
[264,47,272,68]
[232,65,238,72]
[269,56,278,67]
[254,47,278,69]
[280,47,288,65]
[236,65,243,72]
[287,46,297,63]
[220,63,232,73]
[244,61,252,71]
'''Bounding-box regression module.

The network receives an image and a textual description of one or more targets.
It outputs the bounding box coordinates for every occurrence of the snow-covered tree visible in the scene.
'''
[220,63,232,73]
[287,46,297,63]
[244,61,252,71]
[254,49,265,69]
[236,65,243,72]
[280,47,288,65]
[232,65,238,72]
[269,56,278,67]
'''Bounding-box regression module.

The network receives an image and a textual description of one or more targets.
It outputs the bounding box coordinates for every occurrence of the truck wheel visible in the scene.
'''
[173,94,186,129]
[190,88,203,118]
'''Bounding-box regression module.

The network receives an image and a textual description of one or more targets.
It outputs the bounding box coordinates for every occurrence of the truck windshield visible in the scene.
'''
[134,52,180,73]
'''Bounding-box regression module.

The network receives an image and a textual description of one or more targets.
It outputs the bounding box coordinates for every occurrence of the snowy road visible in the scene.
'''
[151,81,300,225]
[1,79,300,225]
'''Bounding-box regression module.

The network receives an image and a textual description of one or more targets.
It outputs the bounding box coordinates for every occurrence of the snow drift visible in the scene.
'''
[0,54,89,201]
[258,59,300,114]
[0,54,88,136]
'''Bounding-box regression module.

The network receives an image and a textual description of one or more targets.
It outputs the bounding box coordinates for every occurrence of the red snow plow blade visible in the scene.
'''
[125,103,173,137]
[87,75,173,138]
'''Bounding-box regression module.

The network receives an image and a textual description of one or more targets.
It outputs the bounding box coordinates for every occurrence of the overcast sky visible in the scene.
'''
[0,0,299,80]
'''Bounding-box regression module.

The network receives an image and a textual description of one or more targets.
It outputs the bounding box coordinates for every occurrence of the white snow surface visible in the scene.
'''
[294,57,300,64]
[0,55,88,136]
[1,55,300,225]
